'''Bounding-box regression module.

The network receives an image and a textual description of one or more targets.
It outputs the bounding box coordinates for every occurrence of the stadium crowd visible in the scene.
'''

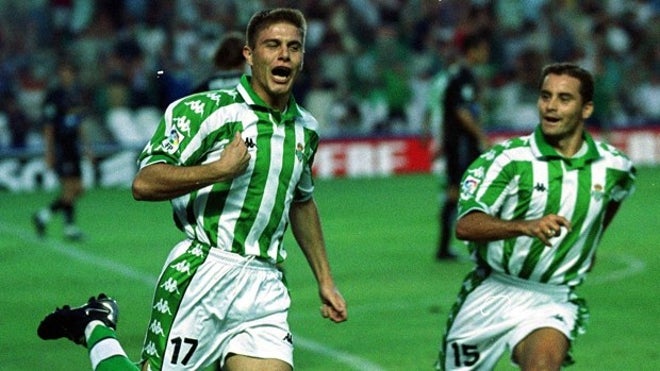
[0,0,658,152]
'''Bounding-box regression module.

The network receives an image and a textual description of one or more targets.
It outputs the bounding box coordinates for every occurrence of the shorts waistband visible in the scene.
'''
[206,244,274,271]
[489,271,571,299]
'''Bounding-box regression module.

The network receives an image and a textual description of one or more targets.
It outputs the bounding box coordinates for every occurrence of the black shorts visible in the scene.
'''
[55,157,82,178]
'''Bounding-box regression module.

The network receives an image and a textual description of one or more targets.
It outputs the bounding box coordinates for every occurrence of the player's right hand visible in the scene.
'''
[217,132,250,179]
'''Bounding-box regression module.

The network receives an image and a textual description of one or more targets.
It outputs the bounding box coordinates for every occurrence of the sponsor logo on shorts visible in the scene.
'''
[552,314,566,324]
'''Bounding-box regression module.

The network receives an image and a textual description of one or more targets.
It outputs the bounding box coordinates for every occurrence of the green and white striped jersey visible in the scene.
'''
[137,75,319,264]
[458,127,636,286]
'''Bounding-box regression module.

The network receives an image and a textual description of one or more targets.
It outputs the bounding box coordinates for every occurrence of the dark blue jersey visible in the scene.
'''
[42,85,84,161]
[190,70,243,94]
[442,64,483,185]
[442,64,480,148]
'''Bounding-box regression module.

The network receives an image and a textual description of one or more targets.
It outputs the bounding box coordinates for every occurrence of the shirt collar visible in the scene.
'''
[530,125,601,168]
[236,75,301,121]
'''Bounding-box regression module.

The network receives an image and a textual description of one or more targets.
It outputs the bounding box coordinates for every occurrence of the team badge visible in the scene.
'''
[591,184,604,201]
[295,143,305,162]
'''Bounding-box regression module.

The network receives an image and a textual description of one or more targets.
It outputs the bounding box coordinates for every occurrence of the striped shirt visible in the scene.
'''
[458,127,636,286]
[137,75,319,263]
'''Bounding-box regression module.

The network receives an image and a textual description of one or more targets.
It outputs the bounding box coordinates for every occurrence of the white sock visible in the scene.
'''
[38,209,52,222]
[85,320,105,342]
[89,338,127,370]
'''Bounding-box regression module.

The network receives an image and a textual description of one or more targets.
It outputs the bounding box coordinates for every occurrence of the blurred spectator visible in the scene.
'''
[0,0,655,149]
[49,0,74,40]
[359,24,413,134]
[491,48,545,130]
[631,44,660,120]
[548,14,580,62]
[591,17,633,128]
[190,30,246,94]
[1,91,32,150]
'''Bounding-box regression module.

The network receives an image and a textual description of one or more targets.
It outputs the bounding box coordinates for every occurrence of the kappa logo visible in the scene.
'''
[244,137,256,149]
[189,244,204,257]
[552,314,566,323]
[143,341,158,356]
[534,183,547,192]
[160,278,181,294]
[174,116,191,134]
[207,92,222,103]
[149,319,165,336]
[184,100,205,115]
[153,298,173,315]
[283,332,293,345]
[170,260,192,275]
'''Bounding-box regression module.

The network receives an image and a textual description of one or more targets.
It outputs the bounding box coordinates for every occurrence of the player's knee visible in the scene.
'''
[514,327,568,371]
[518,353,564,371]
[515,344,565,371]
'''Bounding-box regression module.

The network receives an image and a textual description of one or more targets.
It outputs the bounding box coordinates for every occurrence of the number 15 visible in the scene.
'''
[451,342,480,367]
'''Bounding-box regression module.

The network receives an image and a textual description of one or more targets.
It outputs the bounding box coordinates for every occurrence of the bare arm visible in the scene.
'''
[132,132,250,201]
[79,117,94,163]
[43,124,55,169]
[289,198,347,323]
[456,211,572,247]
[456,107,489,149]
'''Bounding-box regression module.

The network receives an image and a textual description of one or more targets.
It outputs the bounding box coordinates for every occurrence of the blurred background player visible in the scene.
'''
[33,59,90,241]
[436,63,636,370]
[435,32,491,261]
[2,91,31,151]
[189,30,246,94]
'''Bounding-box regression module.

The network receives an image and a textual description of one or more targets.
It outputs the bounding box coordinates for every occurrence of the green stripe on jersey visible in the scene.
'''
[458,127,635,286]
[137,76,319,263]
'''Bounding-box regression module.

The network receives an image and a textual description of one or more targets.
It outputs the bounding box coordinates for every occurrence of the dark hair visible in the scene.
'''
[213,31,245,70]
[245,8,307,50]
[540,63,594,103]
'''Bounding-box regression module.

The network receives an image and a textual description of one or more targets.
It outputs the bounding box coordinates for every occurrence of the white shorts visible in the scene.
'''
[438,270,586,370]
[141,240,293,370]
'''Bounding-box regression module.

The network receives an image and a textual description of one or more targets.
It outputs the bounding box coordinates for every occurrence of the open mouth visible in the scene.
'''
[272,66,292,79]
[544,116,561,123]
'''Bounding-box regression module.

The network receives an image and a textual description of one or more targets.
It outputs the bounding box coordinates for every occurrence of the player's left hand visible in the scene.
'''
[532,214,572,246]
[319,286,347,323]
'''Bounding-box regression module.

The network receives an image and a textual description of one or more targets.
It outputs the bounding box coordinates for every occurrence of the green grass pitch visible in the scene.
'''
[1,167,658,370]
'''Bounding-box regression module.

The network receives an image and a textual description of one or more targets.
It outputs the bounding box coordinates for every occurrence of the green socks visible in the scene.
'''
[86,321,138,371]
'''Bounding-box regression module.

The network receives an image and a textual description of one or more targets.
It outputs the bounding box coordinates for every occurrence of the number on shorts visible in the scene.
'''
[170,337,198,366]
[451,342,480,367]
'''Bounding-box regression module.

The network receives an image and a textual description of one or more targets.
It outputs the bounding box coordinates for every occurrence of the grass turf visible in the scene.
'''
[0,167,658,370]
